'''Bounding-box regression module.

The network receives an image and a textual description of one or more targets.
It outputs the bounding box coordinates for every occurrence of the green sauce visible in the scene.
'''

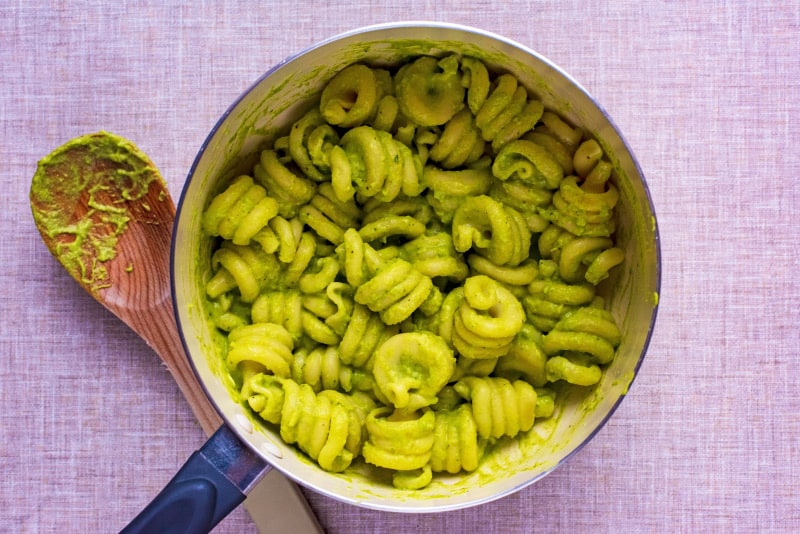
[30,131,163,292]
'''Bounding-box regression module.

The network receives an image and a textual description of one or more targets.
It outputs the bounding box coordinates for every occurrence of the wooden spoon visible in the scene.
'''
[30,131,322,533]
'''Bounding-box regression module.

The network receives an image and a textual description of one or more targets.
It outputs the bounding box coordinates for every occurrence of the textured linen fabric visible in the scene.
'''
[2,1,798,532]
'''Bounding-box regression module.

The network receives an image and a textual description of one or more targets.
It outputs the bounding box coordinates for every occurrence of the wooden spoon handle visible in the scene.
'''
[134,293,223,434]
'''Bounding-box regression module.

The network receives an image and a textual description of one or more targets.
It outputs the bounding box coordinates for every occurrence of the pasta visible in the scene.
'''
[299,182,361,246]
[320,64,384,128]
[451,195,531,267]
[334,306,392,368]
[537,137,622,241]
[453,376,537,440]
[253,149,316,217]
[424,165,493,224]
[494,323,548,386]
[492,139,563,190]
[245,374,370,472]
[538,221,625,285]
[251,290,305,340]
[202,54,627,489]
[289,109,339,182]
[227,323,295,379]
[429,404,484,474]
[395,55,464,127]
[542,306,621,365]
[202,175,280,246]
[207,242,281,303]
[329,125,424,203]
[474,74,545,152]
[427,109,486,169]
[362,407,436,490]
[523,266,597,332]
[447,275,526,360]
[371,332,455,411]
[291,345,363,393]
[400,232,469,281]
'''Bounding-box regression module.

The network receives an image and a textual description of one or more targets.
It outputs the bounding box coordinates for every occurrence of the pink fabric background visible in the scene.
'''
[2,1,798,532]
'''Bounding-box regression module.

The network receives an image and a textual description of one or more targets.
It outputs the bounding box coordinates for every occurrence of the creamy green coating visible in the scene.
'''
[30,131,164,291]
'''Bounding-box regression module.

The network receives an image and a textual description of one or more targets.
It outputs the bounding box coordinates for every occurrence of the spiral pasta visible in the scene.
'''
[523,270,597,332]
[533,111,584,152]
[358,212,426,245]
[449,275,526,359]
[424,165,492,224]
[474,74,544,151]
[298,294,341,346]
[522,128,575,177]
[362,194,433,226]
[360,195,432,245]
[317,281,355,336]
[541,176,619,238]
[329,125,423,203]
[494,323,548,386]
[255,375,365,472]
[451,354,498,382]
[460,56,490,115]
[338,302,398,367]
[371,332,455,411]
[429,404,485,474]
[466,254,538,287]
[253,148,316,218]
[452,195,531,267]
[206,241,280,303]
[291,346,354,393]
[487,178,552,233]
[299,182,361,246]
[534,387,557,418]
[320,64,383,128]
[319,389,376,454]
[241,372,285,424]
[545,353,602,386]
[536,138,622,242]
[203,54,628,490]
[298,256,340,295]
[363,407,436,471]
[251,290,304,340]
[453,376,537,440]
[538,223,624,285]
[202,174,280,246]
[340,228,439,325]
[395,55,464,127]
[492,138,564,191]
[277,229,317,287]
[226,323,295,379]
[542,306,621,365]
[355,257,437,325]
[400,232,469,281]
[289,108,339,182]
[207,291,250,332]
[427,108,485,169]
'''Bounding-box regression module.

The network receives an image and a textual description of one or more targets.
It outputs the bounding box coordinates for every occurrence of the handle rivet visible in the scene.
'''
[235,414,254,433]
[262,440,283,459]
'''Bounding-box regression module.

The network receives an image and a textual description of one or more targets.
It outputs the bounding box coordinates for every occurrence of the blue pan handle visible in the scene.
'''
[120,425,269,534]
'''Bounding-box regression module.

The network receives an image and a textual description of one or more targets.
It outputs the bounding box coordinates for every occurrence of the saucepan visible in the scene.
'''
[123,21,660,532]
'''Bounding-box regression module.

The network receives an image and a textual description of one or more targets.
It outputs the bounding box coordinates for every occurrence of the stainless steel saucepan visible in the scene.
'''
[122,21,661,533]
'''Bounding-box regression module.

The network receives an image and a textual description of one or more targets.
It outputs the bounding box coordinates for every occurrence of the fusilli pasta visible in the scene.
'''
[202,54,627,490]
